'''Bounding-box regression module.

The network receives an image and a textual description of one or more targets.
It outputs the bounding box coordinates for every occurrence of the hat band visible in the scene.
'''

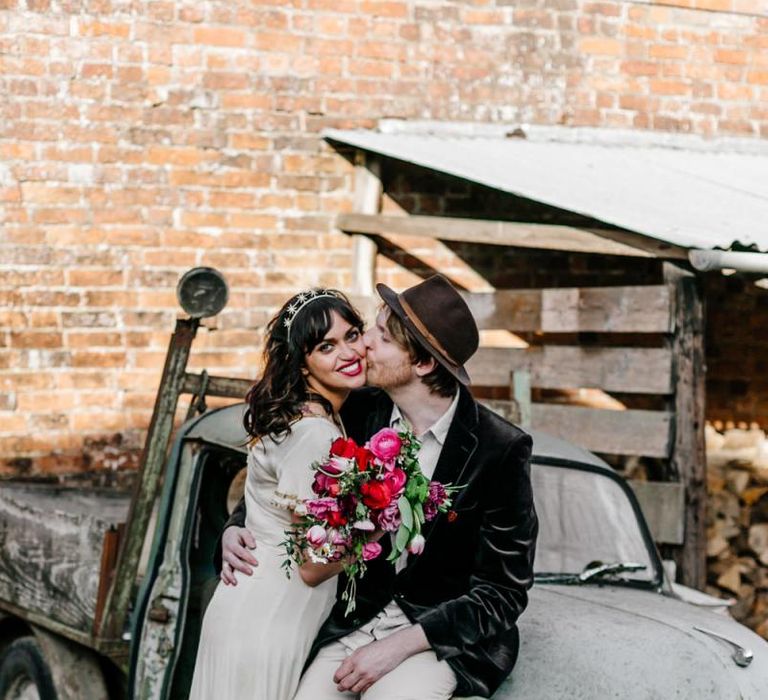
[399,295,460,368]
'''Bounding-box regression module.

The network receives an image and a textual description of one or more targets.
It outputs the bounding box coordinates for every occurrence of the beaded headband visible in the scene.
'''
[283,289,341,341]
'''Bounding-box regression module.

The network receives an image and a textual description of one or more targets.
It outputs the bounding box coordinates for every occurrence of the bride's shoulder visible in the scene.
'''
[289,412,341,439]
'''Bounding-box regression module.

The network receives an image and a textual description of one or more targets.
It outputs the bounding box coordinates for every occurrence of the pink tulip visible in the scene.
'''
[407,534,425,555]
[306,525,327,548]
[362,542,382,561]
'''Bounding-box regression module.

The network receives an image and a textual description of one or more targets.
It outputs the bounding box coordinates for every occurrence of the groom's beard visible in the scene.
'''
[365,358,412,391]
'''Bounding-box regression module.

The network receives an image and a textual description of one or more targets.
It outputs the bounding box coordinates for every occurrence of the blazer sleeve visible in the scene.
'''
[213,495,247,573]
[415,433,538,658]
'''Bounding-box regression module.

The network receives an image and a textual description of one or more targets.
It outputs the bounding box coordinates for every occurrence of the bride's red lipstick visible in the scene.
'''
[338,359,364,377]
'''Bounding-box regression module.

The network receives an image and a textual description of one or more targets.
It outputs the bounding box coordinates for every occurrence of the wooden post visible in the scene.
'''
[664,263,707,589]
[98,318,199,639]
[351,152,381,297]
[511,369,532,428]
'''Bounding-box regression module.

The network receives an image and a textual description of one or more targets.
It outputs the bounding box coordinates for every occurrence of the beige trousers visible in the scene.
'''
[294,604,457,700]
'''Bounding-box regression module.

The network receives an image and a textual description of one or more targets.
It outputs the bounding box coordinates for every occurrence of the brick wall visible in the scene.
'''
[1,0,767,476]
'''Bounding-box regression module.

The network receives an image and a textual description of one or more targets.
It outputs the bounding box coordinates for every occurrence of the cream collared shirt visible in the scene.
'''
[388,390,459,484]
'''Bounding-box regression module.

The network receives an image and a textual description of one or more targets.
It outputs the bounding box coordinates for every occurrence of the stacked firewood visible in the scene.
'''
[706,423,768,639]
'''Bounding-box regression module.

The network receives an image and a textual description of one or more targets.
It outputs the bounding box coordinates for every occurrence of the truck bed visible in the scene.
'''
[0,483,131,636]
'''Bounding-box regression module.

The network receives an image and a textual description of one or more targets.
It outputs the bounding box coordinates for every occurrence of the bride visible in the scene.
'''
[190,289,367,700]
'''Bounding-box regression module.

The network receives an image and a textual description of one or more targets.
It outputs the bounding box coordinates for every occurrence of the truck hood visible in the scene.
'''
[494,583,768,699]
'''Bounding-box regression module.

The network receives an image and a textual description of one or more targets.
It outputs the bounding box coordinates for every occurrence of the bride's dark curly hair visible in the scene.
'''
[243,290,364,440]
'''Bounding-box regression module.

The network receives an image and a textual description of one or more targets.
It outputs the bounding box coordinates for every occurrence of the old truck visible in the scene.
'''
[0,267,766,700]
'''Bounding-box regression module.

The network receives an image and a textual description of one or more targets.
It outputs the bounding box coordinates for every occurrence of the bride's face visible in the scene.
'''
[304,311,367,402]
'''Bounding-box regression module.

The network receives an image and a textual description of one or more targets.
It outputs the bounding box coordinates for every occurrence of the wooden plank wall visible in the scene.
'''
[459,281,706,588]
[462,285,676,460]
[0,485,130,635]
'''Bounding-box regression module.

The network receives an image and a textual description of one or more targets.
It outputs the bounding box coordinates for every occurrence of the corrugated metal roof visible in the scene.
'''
[324,125,768,253]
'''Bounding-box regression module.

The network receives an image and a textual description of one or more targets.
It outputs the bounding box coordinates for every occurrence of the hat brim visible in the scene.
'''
[376,282,471,385]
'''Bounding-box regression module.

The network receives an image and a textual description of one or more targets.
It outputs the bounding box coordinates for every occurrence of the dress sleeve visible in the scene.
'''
[271,418,340,511]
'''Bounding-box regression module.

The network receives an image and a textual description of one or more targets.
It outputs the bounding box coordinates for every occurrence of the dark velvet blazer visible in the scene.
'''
[223,386,538,698]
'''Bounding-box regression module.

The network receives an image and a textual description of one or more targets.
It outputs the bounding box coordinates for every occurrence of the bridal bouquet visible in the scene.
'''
[282,426,457,615]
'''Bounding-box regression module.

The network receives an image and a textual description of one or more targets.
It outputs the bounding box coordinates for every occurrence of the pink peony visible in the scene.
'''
[362,542,382,561]
[305,497,340,520]
[376,502,401,532]
[407,534,425,555]
[382,468,407,497]
[368,428,402,462]
[306,525,327,547]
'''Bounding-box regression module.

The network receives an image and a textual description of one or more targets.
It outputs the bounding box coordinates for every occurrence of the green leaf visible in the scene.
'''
[395,523,410,552]
[413,501,424,527]
[398,495,413,530]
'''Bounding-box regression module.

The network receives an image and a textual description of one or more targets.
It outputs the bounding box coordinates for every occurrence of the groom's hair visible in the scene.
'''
[385,310,458,398]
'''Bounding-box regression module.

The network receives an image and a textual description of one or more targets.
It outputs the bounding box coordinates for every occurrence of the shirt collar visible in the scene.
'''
[389,391,459,446]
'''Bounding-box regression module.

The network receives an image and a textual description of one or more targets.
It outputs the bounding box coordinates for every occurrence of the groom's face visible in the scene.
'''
[363,309,414,390]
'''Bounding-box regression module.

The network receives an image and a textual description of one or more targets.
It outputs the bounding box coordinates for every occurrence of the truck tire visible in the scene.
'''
[0,636,56,700]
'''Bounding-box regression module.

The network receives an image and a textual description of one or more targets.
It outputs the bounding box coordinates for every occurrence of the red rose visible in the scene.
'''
[355,446,372,472]
[327,510,348,528]
[360,480,393,510]
[330,437,357,459]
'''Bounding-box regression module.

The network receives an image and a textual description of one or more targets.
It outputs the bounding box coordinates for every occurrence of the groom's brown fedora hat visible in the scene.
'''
[376,274,479,385]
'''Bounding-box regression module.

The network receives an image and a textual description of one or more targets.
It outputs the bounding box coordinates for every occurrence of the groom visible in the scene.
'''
[220,274,538,699]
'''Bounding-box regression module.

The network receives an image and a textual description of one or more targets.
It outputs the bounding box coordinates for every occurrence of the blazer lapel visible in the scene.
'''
[366,391,393,436]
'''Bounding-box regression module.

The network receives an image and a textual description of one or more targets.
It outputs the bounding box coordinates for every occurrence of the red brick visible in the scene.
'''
[621,60,658,76]
[650,44,688,60]
[580,38,623,56]
[747,70,768,85]
[10,332,62,349]
[715,49,749,65]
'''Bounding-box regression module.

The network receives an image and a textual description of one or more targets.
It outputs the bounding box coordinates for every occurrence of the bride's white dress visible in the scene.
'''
[190,416,341,700]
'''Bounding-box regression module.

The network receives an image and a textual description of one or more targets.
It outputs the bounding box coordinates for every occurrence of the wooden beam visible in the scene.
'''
[530,404,672,457]
[468,346,673,394]
[337,213,689,259]
[350,155,381,296]
[354,285,673,333]
[665,263,707,589]
[181,373,253,400]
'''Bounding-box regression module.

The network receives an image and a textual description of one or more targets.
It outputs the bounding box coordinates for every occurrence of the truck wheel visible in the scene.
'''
[0,637,56,700]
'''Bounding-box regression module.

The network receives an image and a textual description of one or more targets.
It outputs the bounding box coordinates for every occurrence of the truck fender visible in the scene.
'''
[31,627,109,700]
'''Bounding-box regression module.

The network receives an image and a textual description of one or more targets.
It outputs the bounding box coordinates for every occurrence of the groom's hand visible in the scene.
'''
[221,526,258,585]
[333,624,430,693]
[333,637,405,694]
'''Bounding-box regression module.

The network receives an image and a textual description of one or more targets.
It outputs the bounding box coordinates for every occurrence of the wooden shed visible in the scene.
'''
[324,123,768,590]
